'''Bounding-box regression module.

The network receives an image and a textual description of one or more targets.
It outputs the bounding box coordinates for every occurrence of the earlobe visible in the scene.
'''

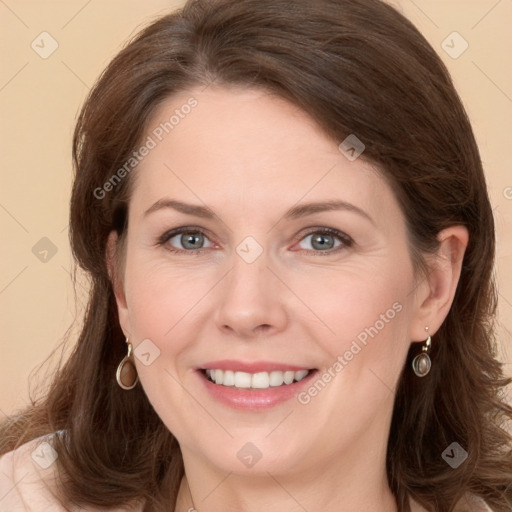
[410,225,469,341]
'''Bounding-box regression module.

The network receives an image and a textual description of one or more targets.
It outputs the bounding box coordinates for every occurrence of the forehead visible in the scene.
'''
[129,86,399,224]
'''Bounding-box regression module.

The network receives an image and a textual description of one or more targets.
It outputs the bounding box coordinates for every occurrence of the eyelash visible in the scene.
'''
[156,226,354,256]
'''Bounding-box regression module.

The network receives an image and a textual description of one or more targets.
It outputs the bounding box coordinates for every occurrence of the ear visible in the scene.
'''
[106,230,131,337]
[409,225,469,341]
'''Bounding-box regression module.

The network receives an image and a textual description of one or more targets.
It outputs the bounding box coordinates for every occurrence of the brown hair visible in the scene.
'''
[1,0,511,511]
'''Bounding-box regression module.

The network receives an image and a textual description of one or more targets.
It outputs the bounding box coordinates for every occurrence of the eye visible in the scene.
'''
[296,228,353,253]
[157,227,215,254]
[157,226,353,255]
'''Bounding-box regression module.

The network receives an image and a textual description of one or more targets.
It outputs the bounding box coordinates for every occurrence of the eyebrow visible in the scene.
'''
[143,198,374,224]
[284,200,374,224]
[144,199,215,219]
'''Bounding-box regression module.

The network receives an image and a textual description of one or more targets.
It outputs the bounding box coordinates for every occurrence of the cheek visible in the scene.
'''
[299,260,414,373]
[121,259,212,432]
[124,255,213,342]
[292,266,414,439]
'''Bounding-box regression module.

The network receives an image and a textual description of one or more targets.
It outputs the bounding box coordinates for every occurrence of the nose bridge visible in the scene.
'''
[227,232,270,292]
[213,238,288,336]
[230,245,269,295]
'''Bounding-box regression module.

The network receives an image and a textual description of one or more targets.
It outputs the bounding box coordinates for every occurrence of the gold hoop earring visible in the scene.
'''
[412,328,432,378]
[116,340,139,390]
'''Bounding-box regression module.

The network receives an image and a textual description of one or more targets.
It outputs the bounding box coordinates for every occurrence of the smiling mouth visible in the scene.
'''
[201,368,315,389]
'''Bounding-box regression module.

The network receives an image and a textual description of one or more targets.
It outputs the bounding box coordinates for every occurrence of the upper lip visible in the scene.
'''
[198,360,314,373]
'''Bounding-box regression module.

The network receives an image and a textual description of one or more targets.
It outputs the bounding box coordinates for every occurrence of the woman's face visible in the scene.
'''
[113,86,427,477]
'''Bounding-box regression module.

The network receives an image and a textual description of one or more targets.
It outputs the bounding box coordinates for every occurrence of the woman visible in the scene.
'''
[1,0,511,511]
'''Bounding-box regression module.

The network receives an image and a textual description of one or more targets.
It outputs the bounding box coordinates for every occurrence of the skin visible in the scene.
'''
[108,86,468,512]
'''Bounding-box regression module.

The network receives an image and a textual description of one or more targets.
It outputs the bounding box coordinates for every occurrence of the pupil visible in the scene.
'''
[312,234,334,250]
[182,233,203,249]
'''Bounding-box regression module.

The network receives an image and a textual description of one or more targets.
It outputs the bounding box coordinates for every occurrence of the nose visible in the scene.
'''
[213,251,288,339]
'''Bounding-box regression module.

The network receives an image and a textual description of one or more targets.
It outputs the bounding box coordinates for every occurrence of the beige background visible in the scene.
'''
[0,0,511,416]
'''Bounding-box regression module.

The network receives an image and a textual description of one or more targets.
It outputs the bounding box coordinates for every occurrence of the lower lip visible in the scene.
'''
[197,370,318,410]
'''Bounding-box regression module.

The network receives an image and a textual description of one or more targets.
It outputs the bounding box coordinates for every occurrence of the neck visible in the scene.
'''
[175,441,397,512]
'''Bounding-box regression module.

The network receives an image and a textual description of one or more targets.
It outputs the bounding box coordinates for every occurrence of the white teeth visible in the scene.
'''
[269,371,284,387]
[234,371,252,388]
[223,370,235,386]
[294,369,309,382]
[251,372,270,389]
[283,371,295,385]
[204,369,311,389]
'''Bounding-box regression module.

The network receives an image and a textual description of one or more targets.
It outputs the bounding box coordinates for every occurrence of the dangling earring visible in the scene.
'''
[412,327,432,378]
[116,339,139,390]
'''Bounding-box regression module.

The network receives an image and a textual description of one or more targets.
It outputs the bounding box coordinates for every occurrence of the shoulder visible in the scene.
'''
[453,494,495,512]
[0,433,143,512]
[0,433,67,511]
[409,494,494,512]
[411,494,494,512]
